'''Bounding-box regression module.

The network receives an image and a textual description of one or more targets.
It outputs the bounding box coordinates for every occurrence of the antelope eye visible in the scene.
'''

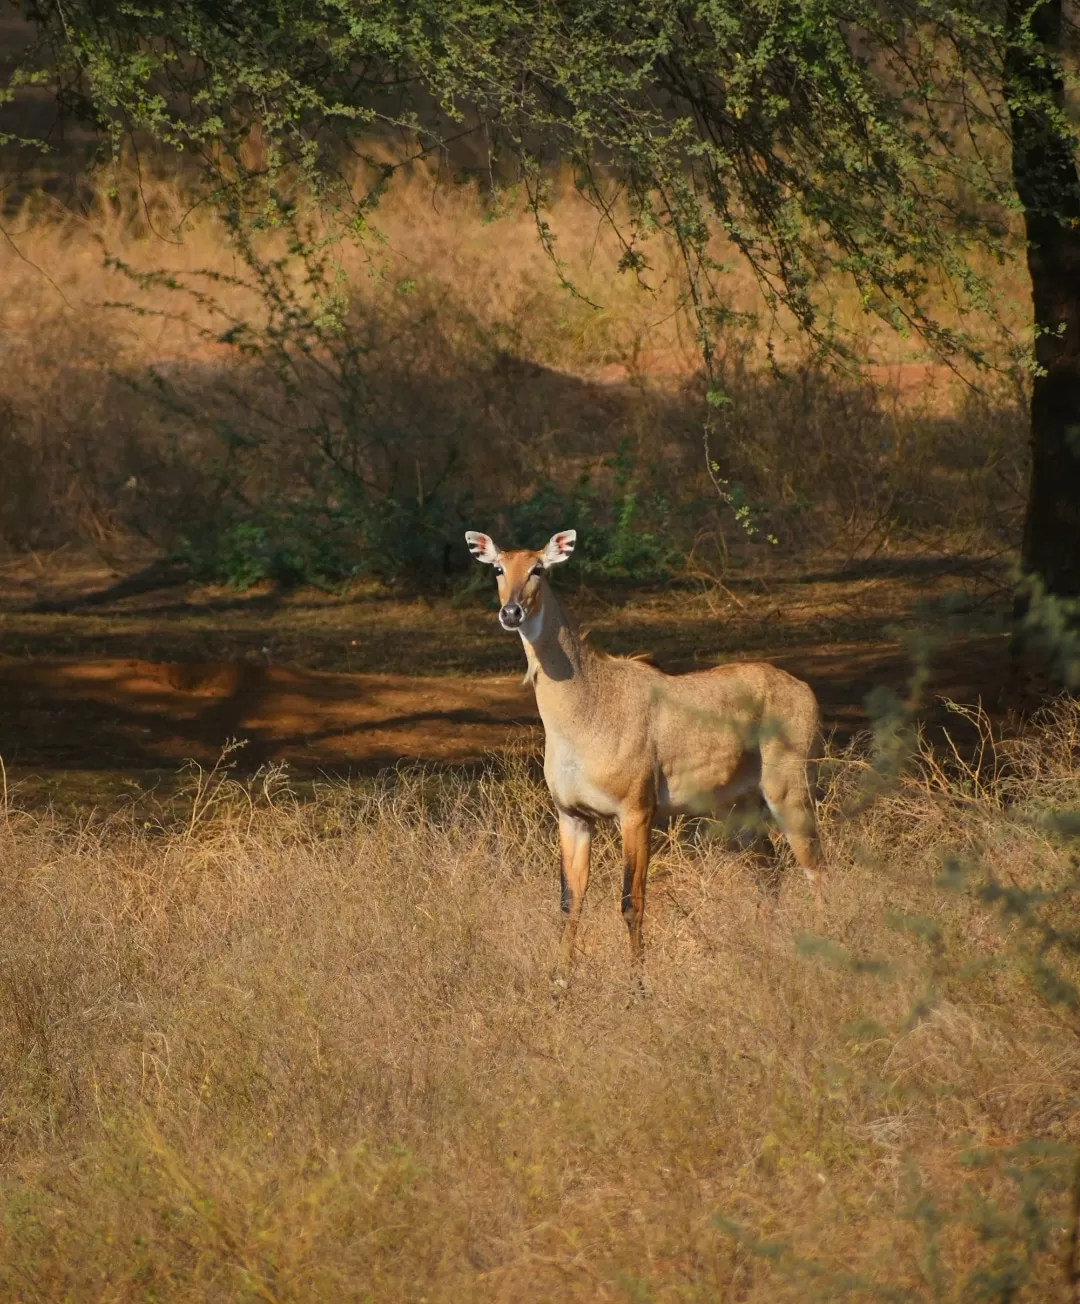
[493,566,504,576]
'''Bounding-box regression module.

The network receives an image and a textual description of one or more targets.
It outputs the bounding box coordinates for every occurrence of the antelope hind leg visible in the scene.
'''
[619,807,654,995]
[762,783,823,903]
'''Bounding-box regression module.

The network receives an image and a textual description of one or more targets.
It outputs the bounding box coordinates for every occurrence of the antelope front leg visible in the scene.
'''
[619,807,654,985]
[554,810,593,991]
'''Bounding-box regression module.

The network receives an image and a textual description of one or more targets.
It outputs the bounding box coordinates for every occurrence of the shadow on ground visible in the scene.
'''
[0,632,1014,783]
[0,543,1025,809]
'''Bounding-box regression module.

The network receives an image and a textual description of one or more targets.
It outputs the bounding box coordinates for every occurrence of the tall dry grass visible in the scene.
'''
[2,702,1080,1300]
[0,163,1029,569]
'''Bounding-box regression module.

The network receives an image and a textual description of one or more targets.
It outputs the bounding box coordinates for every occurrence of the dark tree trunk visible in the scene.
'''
[1006,0,1080,629]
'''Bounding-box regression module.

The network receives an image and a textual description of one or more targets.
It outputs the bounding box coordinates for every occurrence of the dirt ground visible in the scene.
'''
[0,545,1019,807]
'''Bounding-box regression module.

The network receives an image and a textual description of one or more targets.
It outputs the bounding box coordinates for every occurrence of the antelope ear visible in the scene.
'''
[465,531,500,565]
[541,529,576,567]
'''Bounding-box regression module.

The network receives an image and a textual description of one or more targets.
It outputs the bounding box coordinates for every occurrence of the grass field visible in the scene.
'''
[2,699,1080,1301]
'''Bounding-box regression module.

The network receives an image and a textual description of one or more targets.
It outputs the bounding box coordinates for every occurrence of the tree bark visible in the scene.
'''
[1007,0,1080,612]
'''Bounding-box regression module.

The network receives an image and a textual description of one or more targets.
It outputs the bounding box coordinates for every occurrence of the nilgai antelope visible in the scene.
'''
[465,528,823,988]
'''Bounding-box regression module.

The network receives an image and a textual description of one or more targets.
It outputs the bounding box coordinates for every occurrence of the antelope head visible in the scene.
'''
[465,529,576,633]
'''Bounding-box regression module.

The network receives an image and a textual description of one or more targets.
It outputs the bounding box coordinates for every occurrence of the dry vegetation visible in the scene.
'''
[2,700,1080,1301]
[0,161,1030,571]
[0,150,1069,1302]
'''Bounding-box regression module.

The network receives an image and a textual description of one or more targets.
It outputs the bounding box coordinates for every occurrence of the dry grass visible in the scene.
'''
[0,161,1029,566]
[2,701,1080,1301]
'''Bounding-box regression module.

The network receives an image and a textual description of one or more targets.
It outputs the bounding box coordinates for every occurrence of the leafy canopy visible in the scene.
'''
[12,0,1068,369]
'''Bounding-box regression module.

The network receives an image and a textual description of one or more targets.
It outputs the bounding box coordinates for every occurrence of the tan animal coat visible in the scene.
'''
[466,528,823,987]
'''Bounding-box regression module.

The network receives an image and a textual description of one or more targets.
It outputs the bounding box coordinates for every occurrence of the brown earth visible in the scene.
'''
[0,635,1015,777]
[0,658,541,774]
[0,546,1023,807]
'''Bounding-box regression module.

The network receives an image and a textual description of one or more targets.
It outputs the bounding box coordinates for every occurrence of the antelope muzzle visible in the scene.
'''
[499,601,525,630]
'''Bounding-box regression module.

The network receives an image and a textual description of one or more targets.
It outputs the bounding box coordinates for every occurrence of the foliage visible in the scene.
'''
[1,170,1024,574]
[718,1140,1078,1301]
[8,0,1079,596]
[178,443,685,591]
[178,508,352,592]
[10,0,1061,368]
[505,443,681,582]
[98,193,683,588]
[177,489,471,590]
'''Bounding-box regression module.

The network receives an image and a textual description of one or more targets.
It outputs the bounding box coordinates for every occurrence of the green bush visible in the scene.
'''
[177,491,473,591]
[178,505,359,591]
[179,444,693,592]
[505,444,684,583]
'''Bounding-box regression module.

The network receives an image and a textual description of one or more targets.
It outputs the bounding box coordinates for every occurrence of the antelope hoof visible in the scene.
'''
[804,869,825,912]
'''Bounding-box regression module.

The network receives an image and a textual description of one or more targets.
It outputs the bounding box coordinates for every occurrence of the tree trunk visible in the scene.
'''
[1007,0,1080,628]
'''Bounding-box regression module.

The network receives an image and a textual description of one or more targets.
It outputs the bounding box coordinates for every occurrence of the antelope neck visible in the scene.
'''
[518,583,593,690]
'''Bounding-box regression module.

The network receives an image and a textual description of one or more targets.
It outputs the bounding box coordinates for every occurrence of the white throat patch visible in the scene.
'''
[518,609,545,685]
